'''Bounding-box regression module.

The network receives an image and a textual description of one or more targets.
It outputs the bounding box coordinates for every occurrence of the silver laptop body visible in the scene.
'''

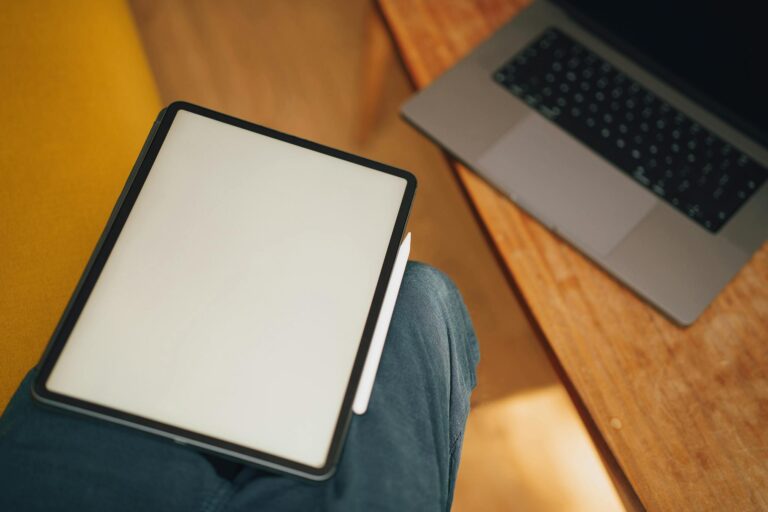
[402,0,768,325]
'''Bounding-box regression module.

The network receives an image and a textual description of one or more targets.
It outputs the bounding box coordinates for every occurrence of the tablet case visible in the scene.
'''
[31,102,417,481]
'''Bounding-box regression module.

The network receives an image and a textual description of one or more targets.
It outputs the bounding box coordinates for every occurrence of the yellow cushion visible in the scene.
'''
[0,0,161,410]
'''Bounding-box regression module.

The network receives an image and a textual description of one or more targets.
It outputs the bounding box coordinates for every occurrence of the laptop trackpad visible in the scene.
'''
[477,115,658,256]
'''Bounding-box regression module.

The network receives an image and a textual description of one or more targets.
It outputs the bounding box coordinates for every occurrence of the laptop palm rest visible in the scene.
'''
[477,114,657,256]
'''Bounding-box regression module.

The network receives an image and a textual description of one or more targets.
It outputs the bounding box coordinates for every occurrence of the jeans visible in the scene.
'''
[0,262,479,511]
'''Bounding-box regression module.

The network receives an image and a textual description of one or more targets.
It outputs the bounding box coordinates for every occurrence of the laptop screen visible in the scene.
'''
[556,0,768,145]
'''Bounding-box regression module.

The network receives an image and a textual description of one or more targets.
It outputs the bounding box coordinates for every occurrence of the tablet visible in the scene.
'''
[32,102,416,480]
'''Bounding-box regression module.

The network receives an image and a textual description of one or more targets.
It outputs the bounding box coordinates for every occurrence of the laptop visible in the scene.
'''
[402,0,768,325]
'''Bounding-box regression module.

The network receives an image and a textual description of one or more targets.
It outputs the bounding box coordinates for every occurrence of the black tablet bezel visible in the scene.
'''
[32,101,416,480]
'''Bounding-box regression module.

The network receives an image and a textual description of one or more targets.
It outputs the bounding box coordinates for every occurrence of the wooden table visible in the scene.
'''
[377,1,768,510]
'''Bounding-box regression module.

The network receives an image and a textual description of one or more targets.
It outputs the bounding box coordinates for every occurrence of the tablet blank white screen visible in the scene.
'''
[47,110,407,468]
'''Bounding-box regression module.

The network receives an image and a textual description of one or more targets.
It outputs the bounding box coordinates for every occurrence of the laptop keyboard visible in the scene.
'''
[492,28,766,233]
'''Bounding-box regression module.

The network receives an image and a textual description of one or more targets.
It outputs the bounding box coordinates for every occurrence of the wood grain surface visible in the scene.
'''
[378,1,768,510]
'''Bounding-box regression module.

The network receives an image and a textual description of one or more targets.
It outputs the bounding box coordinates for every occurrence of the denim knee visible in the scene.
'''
[396,262,479,386]
[402,262,460,308]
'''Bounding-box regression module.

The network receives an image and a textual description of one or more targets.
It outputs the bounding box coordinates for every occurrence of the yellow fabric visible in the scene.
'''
[0,0,161,410]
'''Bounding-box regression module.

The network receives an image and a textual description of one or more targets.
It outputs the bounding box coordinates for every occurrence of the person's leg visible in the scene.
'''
[0,262,479,512]
[224,262,480,511]
[0,370,235,512]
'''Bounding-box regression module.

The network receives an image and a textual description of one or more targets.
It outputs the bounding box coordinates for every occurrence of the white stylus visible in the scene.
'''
[352,232,411,415]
